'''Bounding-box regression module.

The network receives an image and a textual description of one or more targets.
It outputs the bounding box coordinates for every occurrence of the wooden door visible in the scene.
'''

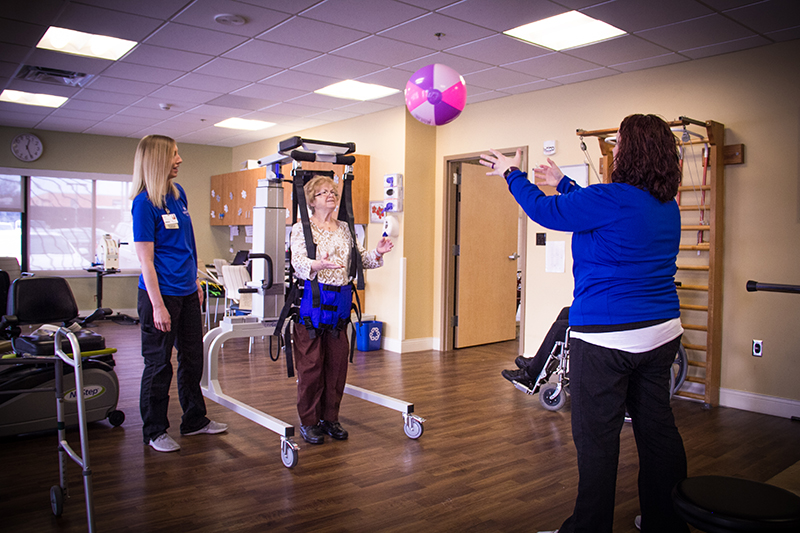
[454,162,519,348]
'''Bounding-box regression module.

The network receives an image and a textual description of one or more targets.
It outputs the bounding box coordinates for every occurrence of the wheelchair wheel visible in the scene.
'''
[671,344,689,397]
[539,383,567,411]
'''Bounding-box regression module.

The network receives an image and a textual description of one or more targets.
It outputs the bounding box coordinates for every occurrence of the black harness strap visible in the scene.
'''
[338,169,365,291]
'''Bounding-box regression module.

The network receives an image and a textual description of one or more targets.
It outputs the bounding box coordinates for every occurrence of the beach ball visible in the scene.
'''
[405,63,467,126]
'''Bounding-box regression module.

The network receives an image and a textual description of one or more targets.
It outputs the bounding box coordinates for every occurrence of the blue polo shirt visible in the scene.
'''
[505,170,681,327]
[132,183,198,297]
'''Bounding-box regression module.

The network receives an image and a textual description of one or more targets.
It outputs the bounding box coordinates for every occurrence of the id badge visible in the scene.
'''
[162,213,179,229]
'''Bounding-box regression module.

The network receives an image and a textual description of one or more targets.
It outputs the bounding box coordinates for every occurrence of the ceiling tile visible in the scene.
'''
[177,127,238,145]
[123,101,192,118]
[145,23,249,56]
[767,26,800,42]
[84,122,150,136]
[170,73,250,94]
[184,104,257,118]
[446,34,550,65]
[0,18,47,48]
[172,0,291,37]
[122,44,213,71]
[259,70,340,91]
[499,79,561,95]
[262,101,328,117]
[206,94,277,110]
[87,76,161,96]
[73,0,190,19]
[235,0,322,14]
[59,99,127,114]
[51,108,115,121]
[235,83,308,101]
[680,34,772,59]
[724,0,800,34]
[0,111,45,128]
[399,0,459,8]
[503,53,601,78]
[550,67,618,84]
[702,0,766,9]
[193,58,281,82]
[290,55,384,80]
[256,17,369,53]
[439,0,566,32]
[222,40,321,68]
[610,53,689,73]
[54,3,163,41]
[6,79,80,98]
[289,92,357,109]
[101,113,162,126]
[149,85,220,104]
[101,62,186,84]
[466,90,512,104]
[356,68,416,90]
[0,0,65,25]
[241,110,301,124]
[302,0,427,33]
[393,51,493,75]
[635,14,756,51]
[0,62,16,78]
[379,12,495,49]
[282,116,332,129]
[336,100,394,115]
[0,102,53,117]
[149,119,207,137]
[564,35,672,65]
[463,67,542,90]
[332,36,435,66]
[37,116,101,131]
[308,109,361,122]
[0,43,32,65]
[583,0,713,33]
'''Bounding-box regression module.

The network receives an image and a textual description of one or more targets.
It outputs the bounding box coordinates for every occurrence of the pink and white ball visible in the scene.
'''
[405,64,467,126]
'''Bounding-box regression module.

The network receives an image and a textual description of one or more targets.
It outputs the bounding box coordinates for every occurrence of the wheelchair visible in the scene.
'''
[512,329,690,411]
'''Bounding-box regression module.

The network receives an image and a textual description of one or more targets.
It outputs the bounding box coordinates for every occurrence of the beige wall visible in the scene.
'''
[434,39,800,403]
[0,128,232,311]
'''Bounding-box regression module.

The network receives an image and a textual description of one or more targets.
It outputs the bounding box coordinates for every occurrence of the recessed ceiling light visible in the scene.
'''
[504,11,626,51]
[0,89,68,108]
[214,118,275,131]
[315,80,400,101]
[37,26,137,61]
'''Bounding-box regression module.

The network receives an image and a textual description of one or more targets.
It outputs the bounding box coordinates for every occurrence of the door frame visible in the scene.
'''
[440,147,528,353]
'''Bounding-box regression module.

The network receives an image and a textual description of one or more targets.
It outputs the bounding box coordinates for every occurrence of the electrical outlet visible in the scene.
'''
[752,340,763,357]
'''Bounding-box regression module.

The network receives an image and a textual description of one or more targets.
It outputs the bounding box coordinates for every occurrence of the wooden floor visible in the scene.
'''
[2,320,799,532]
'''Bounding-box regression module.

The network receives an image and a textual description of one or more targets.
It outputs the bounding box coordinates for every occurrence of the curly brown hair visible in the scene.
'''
[610,114,681,203]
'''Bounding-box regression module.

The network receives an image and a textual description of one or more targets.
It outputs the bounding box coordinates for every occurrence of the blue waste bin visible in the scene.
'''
[356,321,383,351]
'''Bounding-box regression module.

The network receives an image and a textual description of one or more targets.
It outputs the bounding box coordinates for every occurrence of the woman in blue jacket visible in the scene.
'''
[131,135,227,453]
[482,114,688,533]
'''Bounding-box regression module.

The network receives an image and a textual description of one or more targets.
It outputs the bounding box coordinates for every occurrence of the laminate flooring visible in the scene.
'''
[2,320,799,532]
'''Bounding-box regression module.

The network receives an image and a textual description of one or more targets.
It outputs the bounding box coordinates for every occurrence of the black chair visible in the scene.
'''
[672,475,800,532]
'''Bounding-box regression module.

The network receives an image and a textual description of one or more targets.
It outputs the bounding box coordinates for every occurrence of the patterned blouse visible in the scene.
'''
[291,219,382,286]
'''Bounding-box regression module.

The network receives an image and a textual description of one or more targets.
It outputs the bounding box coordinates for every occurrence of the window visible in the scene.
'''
[0,175,23,265]
[26,175,135,272]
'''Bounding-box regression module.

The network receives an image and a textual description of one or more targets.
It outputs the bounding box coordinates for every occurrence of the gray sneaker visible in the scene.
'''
[183,420,228,436]
[149,432,180,453]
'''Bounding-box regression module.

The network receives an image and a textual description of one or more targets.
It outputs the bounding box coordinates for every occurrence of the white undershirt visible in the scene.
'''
[570,318,683,353]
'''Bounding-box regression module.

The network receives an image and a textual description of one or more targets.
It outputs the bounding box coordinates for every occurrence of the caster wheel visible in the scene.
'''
[539,383,567,411]
[403,417,424,439]
[50,485,64,517]
[108,410,125,427]
[281,445,298,469]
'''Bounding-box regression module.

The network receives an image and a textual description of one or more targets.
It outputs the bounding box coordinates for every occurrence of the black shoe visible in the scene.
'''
[502,368,533,387]
[299,424,325,444]
[319,420,348,440]
[515,356,528,369]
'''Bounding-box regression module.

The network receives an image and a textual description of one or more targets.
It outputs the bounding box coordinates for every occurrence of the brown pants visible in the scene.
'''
[293,325,350,426]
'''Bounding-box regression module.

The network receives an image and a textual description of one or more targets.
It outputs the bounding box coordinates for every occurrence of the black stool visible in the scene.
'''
[672,475,800,532]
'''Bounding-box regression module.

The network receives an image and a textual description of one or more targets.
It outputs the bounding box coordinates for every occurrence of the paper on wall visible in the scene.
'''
[545,240,565,273]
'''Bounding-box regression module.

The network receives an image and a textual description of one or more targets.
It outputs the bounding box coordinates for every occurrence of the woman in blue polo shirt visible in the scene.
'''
[482,114,688,533]
[131,134,227,453]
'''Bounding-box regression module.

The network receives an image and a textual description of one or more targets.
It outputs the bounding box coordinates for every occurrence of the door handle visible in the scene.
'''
[508,253,520,260]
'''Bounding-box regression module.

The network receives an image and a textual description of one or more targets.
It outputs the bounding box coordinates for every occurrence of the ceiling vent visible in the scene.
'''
[17,65,94,87]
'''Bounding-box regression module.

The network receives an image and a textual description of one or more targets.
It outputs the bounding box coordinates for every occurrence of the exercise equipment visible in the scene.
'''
[0,276,124,436]
[0,276,127,532]
[405,63,466,126]
[201,137,424,469]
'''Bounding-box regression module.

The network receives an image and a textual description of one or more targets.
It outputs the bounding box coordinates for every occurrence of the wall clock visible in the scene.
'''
[11,133,43,162]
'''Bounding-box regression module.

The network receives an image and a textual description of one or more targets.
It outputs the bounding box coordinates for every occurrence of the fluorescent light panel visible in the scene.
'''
[315,80,399,101]
[214,118,275,131]
[504,11,625,51]
[0,89,68,108]
[37,27,137,61]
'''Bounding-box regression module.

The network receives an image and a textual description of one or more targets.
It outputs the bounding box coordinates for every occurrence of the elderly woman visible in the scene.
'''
[290,175,393,445]
[482,114,688,533]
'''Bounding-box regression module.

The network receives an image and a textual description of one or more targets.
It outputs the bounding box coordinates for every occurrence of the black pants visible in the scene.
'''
[138,288,209,443]
[559,336,689,533]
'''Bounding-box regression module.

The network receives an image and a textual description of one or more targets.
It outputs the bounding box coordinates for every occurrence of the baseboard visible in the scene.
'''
[380,337,436,354]
[719,388,800,420]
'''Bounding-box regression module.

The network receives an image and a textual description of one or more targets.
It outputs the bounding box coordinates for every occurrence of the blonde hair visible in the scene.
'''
[304,175,339,213]
[130,134,179,208]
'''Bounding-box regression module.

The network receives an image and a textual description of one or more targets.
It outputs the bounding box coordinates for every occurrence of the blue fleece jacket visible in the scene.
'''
[505,170,680,327]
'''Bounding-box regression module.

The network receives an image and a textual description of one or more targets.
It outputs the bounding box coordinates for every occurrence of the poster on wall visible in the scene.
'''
[370,201,386,223]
